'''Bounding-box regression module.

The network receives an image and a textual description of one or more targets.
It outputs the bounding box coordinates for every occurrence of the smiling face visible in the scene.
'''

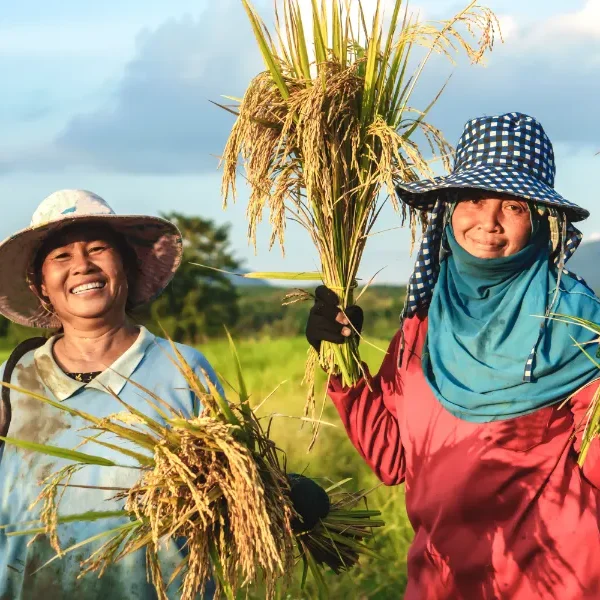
[35,225,131,326]
[451,191,532,259]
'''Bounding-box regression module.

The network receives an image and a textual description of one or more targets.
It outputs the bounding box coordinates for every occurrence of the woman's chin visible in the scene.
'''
[464,243,507,259]
[471,250,504,259]
[60,299,122,322]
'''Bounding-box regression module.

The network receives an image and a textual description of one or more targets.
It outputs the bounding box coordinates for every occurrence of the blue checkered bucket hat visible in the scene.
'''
[396,113,593,382]
[396,112,588,222]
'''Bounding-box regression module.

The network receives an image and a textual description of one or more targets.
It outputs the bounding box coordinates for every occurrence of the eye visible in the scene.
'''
[89,244,108,253]
[459,197,481,206]
[52,251,71,261]
[505,202,527,214]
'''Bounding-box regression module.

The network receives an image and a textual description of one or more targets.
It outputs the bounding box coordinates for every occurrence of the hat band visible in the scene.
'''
[453,155,555,187]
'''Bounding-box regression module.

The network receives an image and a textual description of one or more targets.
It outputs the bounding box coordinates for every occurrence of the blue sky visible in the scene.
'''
[1,0,599,283]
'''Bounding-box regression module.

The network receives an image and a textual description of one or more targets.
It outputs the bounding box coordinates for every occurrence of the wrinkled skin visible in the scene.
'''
[451,191,532,259]
[38,226,130,326]
[32,224,139,373]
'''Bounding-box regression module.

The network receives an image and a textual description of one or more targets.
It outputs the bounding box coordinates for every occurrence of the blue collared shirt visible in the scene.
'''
[0,327,219,599]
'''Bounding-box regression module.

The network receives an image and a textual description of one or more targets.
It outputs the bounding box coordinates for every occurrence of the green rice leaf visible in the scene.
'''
[32,521,139,573]
[0,437,120,466]
[549,313,600,336]
[6,510,129,537]
[224,328,249,404]
[80,437,154,467]
[224,328,254,443]
[209,541,236,600]
[200,367,242,429]
[241,0,290,100]
[90,421,159,452]
[579,382,600,465]
[117,371,184,420]
[324,477,352,493]
[100,384,178,444]
[300,553,310,588]
[402,79,450,139]
[0,382,158,450]
[360,0,382,125]
[293,1,311,78]
[304,544,329,599]
[0,381,102,424]
[310,0,327,68]
[190,263,322,281]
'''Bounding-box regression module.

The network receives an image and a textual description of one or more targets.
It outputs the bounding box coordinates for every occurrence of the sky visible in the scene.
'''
[1,0,599,284]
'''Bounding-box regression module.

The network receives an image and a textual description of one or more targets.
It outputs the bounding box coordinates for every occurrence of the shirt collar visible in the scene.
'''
[33,326,157,401]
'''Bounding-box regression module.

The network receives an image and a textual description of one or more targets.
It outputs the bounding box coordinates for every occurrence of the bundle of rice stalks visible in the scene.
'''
[0,335,383,600]
[219,0,500,402]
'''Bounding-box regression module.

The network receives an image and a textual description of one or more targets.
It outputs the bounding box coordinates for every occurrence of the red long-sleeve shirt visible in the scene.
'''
[328,313,600,599]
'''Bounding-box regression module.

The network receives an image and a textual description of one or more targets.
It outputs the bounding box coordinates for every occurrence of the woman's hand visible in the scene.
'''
[305,285,364,352]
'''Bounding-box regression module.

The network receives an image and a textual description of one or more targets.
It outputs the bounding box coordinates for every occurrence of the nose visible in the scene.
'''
[71,249,99,275]
[477,200,502,232]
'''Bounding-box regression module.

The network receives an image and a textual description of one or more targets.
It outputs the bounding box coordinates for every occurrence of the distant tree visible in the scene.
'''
[138,212,241,344]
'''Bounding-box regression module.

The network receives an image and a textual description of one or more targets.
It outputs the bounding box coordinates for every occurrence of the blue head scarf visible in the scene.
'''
[420,206,600,423]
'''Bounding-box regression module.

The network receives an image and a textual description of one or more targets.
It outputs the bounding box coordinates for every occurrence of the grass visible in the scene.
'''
[202,336,413,598]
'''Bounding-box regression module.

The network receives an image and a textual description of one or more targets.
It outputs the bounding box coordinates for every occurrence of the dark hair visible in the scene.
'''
[30,223,140,316]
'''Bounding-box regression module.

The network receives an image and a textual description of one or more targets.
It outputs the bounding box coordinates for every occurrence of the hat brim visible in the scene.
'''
[395,164,589,222]
[0,214,183,329]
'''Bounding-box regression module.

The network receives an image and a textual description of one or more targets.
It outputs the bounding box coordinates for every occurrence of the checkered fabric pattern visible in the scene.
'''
[396,112,589,222]
[401,201,589,382]
[403,198,446,318]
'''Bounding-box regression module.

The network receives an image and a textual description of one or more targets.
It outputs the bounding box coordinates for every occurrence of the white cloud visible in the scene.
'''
[495,0,600,59]
[0,23,137,59]
[419,0,600,147]
[542,0,600,39]
[1,3,263,175]
[2,0,599,175]
[495,14,518,41]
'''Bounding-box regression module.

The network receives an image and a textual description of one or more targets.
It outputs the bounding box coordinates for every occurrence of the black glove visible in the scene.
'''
[305,285,364,352]
[287,473,330,532]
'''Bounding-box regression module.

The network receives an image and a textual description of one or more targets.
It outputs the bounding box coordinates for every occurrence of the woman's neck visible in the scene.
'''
[52,321,140,374]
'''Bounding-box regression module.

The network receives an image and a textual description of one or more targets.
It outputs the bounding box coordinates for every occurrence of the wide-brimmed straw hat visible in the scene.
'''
[396,112,589,222]
[0,189,183,329]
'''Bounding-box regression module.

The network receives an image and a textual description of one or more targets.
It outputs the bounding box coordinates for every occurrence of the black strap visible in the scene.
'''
[0,337,48,444]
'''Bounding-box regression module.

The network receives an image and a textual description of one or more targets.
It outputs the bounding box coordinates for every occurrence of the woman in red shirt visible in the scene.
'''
[306,113,600,599]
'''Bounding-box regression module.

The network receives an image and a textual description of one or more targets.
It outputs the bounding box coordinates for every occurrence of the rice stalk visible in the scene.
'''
[0,336,383,599]
[297,487,385,575]
[547,314,600,466]
[220,0,501,413]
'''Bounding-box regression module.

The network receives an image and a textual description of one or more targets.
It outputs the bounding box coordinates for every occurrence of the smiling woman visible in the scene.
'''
[0,190,220,600]
[451,191,533,258]
[29,224,141,373]
[304,112,600,599]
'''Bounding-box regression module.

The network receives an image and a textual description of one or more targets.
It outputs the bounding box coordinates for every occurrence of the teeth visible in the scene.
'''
[72,282,105,294]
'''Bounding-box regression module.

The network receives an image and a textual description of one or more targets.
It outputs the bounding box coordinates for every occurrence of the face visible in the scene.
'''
[451,191,532,259]
[37,226,129,324]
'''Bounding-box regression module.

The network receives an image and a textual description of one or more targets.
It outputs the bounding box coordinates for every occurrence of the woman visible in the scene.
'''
[306,113,600,599]
[0,190,219,599]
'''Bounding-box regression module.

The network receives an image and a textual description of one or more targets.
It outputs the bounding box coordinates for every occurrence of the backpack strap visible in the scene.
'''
[0,337,48,444]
